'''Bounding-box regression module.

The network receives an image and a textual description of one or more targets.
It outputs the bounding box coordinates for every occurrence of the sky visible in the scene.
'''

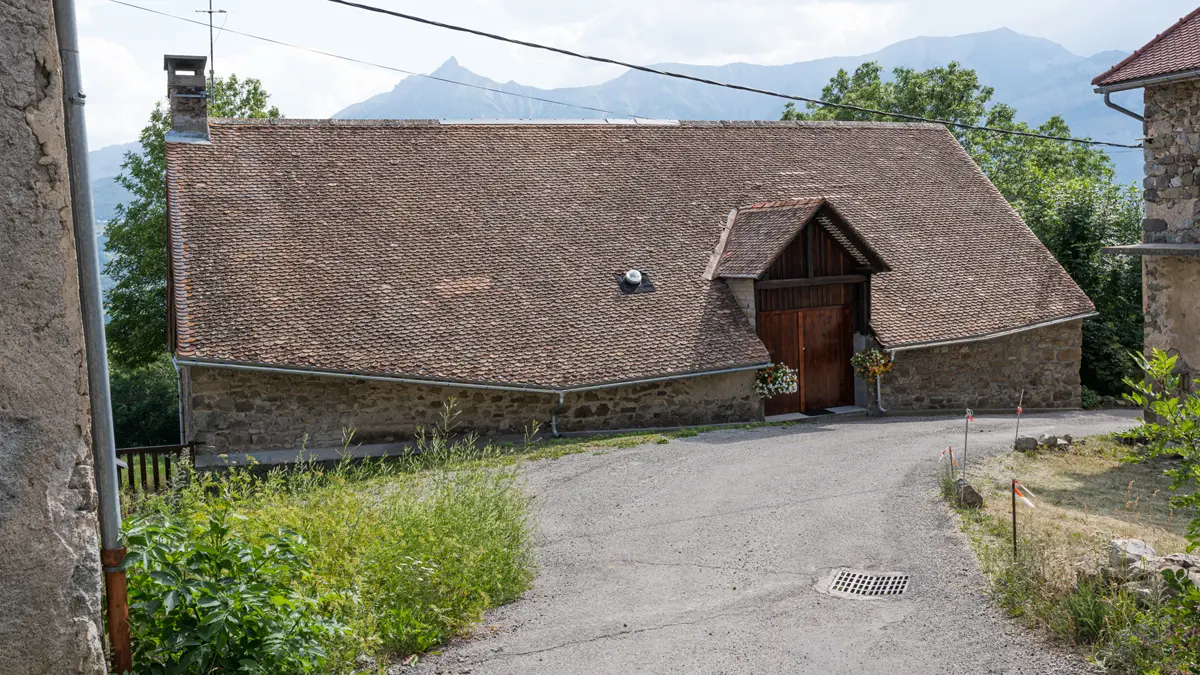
[78,0,1197,149]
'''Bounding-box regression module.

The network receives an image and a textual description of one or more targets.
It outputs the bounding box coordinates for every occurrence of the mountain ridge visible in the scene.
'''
[90,28,1143,222]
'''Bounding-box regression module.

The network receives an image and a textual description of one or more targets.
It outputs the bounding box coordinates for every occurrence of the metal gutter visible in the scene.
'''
[1101,92,1144,122]
[174,355,768,394]
[174,357,768,439]
[883,311,1098,353]
[1094,68,1200,93]
[173,356,554,393]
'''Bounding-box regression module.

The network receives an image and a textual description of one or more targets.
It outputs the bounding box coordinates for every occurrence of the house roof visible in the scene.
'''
[166,119,1093,389]
[706,199,887,279]
[1093,7,1200,89]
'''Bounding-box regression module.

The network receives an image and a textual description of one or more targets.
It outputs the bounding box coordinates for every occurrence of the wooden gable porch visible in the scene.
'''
[706,199,887,416]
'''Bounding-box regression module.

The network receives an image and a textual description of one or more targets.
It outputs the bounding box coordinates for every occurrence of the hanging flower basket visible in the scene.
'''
[755,363,798,397]
[851,348,893,382]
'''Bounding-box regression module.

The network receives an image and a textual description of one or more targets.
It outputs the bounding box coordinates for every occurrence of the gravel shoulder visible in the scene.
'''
[415,411,1140,674]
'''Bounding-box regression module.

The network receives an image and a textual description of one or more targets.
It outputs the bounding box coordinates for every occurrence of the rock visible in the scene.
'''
[955,479,984,508]
[1037,433,1058,447]
[1061,434,1073,445]
[1109,539,1157,578]
[1160,553,1200,570]
[1120,580,1156,607]
[1014,436,1038,452]
[1054,438,1072,450]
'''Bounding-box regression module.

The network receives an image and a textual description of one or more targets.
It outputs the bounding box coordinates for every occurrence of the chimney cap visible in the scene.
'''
[164,55,208,88]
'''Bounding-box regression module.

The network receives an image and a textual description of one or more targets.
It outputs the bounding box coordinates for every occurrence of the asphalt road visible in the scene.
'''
[414,411,1140,675]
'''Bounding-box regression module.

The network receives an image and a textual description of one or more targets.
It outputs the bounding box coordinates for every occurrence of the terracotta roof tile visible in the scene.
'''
[166,120,1093,387]
[711,199,822,277]
[1094,8,1200,87]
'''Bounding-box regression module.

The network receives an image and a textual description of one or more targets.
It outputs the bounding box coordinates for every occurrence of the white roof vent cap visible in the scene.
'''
[624,269,643,286]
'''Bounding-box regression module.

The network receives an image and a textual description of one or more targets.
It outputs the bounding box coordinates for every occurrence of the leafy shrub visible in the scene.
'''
[1097,571,1200,674]
[109,352,180,448]
[125,415,535,672]
[1119,349,1200,549]
[123,504,340,674]
[1081,385,1100,410]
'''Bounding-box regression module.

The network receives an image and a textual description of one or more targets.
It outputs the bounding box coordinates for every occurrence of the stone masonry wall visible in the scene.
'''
[0,2,106,672]
[1143,81,1200,384]
[880,320,1083,411]
[724,278,757,330]
[185,367,761,455]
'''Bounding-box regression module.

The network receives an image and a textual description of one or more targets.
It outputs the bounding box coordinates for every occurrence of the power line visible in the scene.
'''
[106,0,648,120]
[327,0,1143,150]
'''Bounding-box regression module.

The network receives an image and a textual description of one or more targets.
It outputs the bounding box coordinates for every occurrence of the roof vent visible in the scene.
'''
[617,269,655,295]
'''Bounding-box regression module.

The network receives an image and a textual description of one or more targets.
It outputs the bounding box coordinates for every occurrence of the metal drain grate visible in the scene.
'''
[827,570,910,598]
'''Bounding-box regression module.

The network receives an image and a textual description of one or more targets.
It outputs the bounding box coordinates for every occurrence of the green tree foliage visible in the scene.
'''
[784,61,1142,394]
[1021,180,1143,395]
[781,61,992,143]
[104,75,281,369]
[109,354,180,448]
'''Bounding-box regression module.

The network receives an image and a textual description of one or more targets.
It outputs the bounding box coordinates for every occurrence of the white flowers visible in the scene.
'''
[755,363,798,397]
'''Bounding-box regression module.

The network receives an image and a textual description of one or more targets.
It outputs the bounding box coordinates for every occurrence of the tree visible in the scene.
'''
[783,61,1141,395]
[110,353,181,447]
[782,61,993,144]
[104,75,281,369]
[1021,179,1143,395]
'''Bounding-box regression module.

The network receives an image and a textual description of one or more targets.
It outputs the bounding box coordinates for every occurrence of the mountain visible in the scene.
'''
[89,140,137,223]
[334,29,1143,184]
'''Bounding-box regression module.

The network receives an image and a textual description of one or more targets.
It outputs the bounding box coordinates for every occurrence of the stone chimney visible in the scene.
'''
[163,55,209,143]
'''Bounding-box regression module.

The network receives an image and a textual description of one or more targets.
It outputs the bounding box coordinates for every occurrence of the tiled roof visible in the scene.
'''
[1094,8,1200,88]
[709,199,823,278]
[166,120,1093,387]
[707,199,886,278]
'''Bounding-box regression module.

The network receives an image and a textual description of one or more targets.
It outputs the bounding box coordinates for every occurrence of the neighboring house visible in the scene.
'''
[1094,9,1200,394]
[161,56,1093,460]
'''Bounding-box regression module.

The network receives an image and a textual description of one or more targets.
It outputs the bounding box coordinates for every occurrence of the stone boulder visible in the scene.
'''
[1014,436,1038,452]
[1037,433,1057,447]
[955,479,984,508]
[1108,538,1157,579]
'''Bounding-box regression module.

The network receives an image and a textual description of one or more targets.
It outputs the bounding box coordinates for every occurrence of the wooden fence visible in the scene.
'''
[115,442,196,493]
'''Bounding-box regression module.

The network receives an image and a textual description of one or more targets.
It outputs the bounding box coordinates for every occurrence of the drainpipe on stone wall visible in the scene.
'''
[53,1,131,671]
[551,391,566,438]
[876,349,896,414]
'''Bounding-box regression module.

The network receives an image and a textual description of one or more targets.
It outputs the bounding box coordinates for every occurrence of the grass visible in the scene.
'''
[127,418,537,674]
[965,436,1188,582]
[945,435,1196,672]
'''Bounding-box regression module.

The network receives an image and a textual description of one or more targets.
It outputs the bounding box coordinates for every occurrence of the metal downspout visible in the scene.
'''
[1103,91,1144,122]
[551,391,566,438]
[52,1,131,671]
[877,350,895,414]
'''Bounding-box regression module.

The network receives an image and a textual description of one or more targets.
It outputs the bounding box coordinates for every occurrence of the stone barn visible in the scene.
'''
[159,56,1094,463]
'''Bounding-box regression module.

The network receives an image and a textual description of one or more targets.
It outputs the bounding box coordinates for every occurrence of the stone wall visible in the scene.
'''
[724,278,756,330]
[1143,81,1200,384]
[184,367,761,454]
[880,320,1083,411]
[0,2,106,672]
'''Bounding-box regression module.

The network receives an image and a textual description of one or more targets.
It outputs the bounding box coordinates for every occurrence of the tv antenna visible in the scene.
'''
[195,1,226,102]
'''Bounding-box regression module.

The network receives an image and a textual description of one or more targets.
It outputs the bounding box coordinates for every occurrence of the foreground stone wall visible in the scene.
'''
[880,320,1083,411]
[1143,81,1200,386]
[0,2,106,672]
[185,367,761,454]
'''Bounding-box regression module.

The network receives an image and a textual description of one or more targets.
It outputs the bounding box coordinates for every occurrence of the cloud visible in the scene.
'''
[79,36,162,148]
[78,0,1197,147]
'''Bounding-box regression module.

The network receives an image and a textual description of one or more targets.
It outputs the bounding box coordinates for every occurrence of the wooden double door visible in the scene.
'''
[759,305,854,415]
